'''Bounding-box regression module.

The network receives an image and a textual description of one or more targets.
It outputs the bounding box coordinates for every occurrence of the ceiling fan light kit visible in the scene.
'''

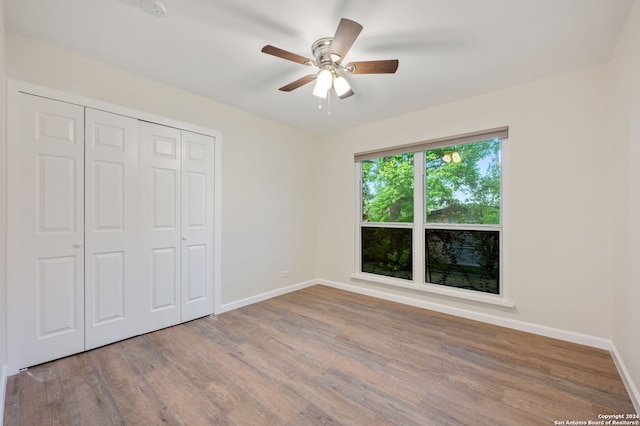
[261,18,399,106]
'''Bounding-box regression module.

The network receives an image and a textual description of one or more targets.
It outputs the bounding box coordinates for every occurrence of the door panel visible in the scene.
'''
[93,160,125,230]
[36,255,78,336]
[18,94,85,368]
[37,154,77,232]
[93,251,125,324]
[185,172,206,227]
[153,136,178,158]
[139,122,182,332]
[84,108,140,350]
[181,131,215,321]
[151,247,177,310]
[36,111,78,144]
[185,244,207,303]
[152,168,177,229]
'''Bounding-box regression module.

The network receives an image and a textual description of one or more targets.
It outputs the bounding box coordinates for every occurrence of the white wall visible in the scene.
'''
[0,0,7,419]
[5,33,319,306]
[316,64,612,339]
[610,0,640,405]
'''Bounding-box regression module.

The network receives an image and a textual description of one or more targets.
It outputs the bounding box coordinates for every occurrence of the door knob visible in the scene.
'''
[73,242,83,248]
[182,236,187,241]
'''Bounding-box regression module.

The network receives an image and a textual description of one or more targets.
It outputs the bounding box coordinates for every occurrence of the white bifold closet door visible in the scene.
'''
[18,95,86,367]
[181,130,215,322]
[138,122,183,333]
[84,109,140,350]
[15,93,216,369]
[138,122,215,330]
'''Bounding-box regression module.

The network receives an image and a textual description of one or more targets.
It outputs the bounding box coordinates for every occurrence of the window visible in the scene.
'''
[425,228,500,294]
[361,227,412,279]
[424,139,501,294]
[356,127,507,299]
[425,140,501,226]
[361,154,414,279]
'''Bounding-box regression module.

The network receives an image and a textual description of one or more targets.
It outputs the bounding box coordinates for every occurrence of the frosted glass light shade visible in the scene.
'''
[313,69,332,98]
[333,76,351,97]
[313,81,328,98]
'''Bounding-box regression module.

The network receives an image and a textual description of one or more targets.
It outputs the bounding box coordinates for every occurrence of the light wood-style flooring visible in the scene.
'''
[3,285,636,425]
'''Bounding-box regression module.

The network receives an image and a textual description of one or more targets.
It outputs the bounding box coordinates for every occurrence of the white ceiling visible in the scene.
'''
[4,0,634,134]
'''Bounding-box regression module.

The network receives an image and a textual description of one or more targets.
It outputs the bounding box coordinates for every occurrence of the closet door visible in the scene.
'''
[17,94,85,368]
[181,131,215,321]
[138,121,182,333]
[84,109,140,350]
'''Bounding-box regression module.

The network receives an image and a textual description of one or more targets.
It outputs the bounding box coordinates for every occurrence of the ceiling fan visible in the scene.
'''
[261,18,399,100]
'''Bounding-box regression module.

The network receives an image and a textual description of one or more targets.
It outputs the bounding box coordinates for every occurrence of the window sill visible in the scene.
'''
[351,273,515,309]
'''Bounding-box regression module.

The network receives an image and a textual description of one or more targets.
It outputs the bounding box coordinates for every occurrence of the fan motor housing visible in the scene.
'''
[312,37,335,67]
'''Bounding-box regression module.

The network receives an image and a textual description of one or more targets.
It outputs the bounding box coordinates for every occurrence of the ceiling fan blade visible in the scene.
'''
[278,75,316,92]
[346,59,399,74]
[328,18,363,61]
[261,45,315,66]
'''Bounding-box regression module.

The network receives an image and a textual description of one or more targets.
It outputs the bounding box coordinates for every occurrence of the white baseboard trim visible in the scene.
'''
[316,279,611,350]
[216,280,316,314]
[610,344,640,414]
[0,364,7,425]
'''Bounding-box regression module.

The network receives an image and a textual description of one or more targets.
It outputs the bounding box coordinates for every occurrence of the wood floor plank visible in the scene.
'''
[148,324,287,424]
[152,320,307,423]
[4,285,636,425]
[6,364,72,426]
[93,342,183,425]
[143,362,228,425]
[55,352,124,425]
[218,326,379,424]
[316,367,433,426]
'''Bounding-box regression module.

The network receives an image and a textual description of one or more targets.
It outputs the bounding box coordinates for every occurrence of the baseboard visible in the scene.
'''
[316,279,612,350]
[0,364,7,425]
[610,344,640,414]
[216,280,316,314]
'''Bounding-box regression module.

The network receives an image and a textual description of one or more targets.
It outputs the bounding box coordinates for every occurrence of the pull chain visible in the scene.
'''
[316,91,332,117]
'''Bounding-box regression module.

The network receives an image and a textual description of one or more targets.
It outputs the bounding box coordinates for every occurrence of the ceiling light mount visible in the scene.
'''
[140,0,167,17]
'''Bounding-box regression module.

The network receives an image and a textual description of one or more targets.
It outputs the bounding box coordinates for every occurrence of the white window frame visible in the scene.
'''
[353,128,514,308]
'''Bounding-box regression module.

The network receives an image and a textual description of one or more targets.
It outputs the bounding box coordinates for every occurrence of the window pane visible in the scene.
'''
[425,229,499,294]
[425,139,501,224]
[362,153,414,223]
[362,227,412,280]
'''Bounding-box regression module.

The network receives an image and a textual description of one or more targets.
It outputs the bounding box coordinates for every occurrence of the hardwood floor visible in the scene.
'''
[4,285,636,425]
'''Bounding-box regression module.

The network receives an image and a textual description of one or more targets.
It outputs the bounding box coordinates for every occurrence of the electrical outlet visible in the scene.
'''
[280,270,289,278]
